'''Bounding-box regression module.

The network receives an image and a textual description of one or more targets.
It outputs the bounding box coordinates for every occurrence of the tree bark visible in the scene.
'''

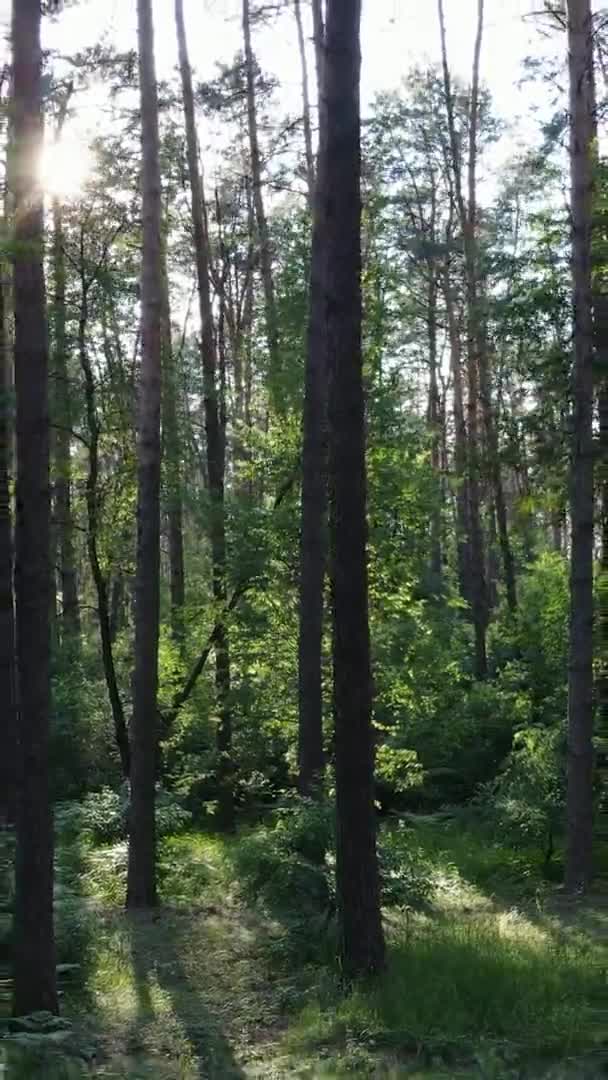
[242,0,281,396]
[52,194,80,640]
[565,0,596,893]
[293,0,315,208]
[51,87,79,643]
[0,241,16,826]
[160,238,185,642]
[79,245,130,779]
[438,0,487,676]
[127,0,163,908]
[444,264,471,605]
[325,0,385,978]
[298,0,326,797]
[175,0,234,832]
[427,270,442,591]
[11,0,58,1016]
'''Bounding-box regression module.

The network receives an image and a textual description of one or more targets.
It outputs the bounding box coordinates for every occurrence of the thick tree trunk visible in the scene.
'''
[127,0,163,908]
[293,0,315,207]
[0,256,16,826]
[11,0,58,1016]
[325,0,385,978]
[175,0,234,832]
[565,0,595,894]
[298,0,326,797]
[242,0,281,394]
[79,256,130,779]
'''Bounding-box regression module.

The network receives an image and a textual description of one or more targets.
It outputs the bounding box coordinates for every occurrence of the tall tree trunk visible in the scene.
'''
[298,0,326,797]
[444,265,471,607]
[51,88,79,643]
[126,0,163,909]
[242,0,281,396]
[175,0,234,832]
[160,240,185,642]
[438,0,487,676]
[79,248,130,779]
[293,0,315,207]
[11,0,58,1016]
[52,195,80,640]
[427,271,442,591]
[0,248,16,826]
[325,0,385,979]
[565,0,595,894]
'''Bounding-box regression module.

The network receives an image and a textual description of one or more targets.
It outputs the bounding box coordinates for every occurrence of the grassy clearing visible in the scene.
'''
[3,820,608,1078]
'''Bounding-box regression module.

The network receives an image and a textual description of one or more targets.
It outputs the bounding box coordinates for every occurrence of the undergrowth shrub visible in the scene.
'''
[230,797,333,921]
[56,786,192,846]
[377,822,434,909]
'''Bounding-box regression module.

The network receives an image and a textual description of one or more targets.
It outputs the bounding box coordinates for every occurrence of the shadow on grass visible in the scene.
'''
[124,910,247,1079]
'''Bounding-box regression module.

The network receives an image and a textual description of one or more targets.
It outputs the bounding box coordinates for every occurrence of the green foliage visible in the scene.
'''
[479,725,565,855]
[375,745,423,795]
[377,822,434,909]
[56,787,192,847]
[229,799,333,922]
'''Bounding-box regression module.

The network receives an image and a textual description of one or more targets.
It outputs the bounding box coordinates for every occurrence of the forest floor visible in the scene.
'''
[2,819,608,1079]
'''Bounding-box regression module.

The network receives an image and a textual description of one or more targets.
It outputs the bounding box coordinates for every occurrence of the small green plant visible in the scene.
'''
[377,822,434,909]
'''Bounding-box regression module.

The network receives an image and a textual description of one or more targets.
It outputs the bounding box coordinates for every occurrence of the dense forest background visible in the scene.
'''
[1,1,608,1077]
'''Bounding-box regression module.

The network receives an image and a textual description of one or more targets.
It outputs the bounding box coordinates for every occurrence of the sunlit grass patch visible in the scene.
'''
[287,909,607,1071]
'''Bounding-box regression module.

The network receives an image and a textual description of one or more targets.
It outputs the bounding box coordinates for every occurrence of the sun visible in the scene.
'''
[40,136,93,200]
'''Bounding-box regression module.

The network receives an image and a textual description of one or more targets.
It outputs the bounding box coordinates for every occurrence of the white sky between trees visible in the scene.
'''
[0,1,552,151]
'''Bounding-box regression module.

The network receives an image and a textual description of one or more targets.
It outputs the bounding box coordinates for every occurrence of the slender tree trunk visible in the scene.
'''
[298,0,326,797]
[160,240,185,642]
[294,0,315,208]
[438,0,487,676]
[175,0,234,832]
[312,0,325,93]
[325,0,385,979]
[127,0,163,908]
[52,196,80,640]
[427,272,442,591]
[11,0,58,1016]
[444,265,471,606]
[478,326,517,612]
[78,252,130,779]
[0,250,16,826]
[50,88,79,643]
[242,0,281,395]
[565,0,595,894]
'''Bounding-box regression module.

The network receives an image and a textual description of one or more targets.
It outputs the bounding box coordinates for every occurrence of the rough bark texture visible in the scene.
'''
[0,249,16,826]
[11,0,58,1016]
[325,0,385,979]
[127,0,163,908]
[242,0,281,393]
[565,0,596,893]
[175,0,233,831]
[298,0,326,797]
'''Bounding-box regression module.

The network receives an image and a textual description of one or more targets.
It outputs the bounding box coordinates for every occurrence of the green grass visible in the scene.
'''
[288,911,606,1066]
[4,819,608,1078]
